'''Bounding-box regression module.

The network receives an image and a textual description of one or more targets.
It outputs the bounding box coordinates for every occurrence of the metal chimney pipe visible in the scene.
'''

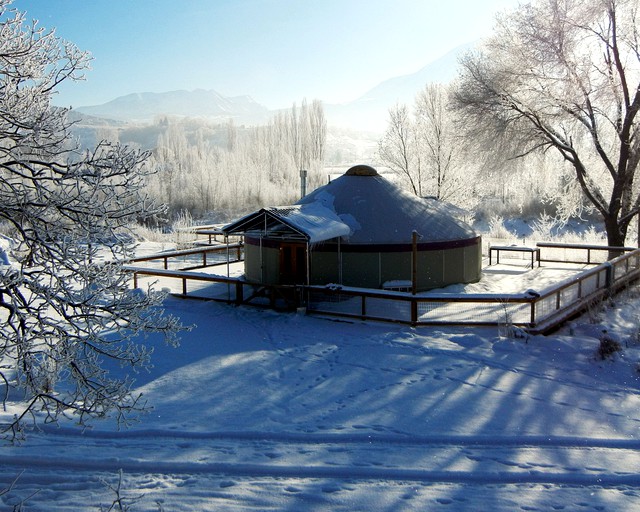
[300,169,308,198]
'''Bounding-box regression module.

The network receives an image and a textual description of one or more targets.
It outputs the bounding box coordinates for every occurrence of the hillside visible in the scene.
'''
[1,249,640,511]
[325,42,470,131]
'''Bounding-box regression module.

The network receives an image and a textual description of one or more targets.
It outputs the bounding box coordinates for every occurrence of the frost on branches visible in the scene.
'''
[0,0,183,439]
[454,0,640,252]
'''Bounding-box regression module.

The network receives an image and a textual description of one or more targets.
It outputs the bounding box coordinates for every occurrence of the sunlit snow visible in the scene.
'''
[1,250,640,511]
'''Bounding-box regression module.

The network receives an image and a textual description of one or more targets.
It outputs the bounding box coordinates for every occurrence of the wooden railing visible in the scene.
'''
[128,267,248,304]
[127,243,640,334]
[305,248,640,333]
[127,243,243,270]
[536,242,637,265]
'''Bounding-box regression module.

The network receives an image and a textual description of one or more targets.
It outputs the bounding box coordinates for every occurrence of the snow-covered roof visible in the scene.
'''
[224,165,477,245]
[297,167,477,244]
[222,203,351,243]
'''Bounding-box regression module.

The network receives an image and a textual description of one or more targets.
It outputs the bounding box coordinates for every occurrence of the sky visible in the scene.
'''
[17,0,522,109]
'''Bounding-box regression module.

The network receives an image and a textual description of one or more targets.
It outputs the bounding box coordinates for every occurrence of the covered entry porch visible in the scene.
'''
[221,204,351,287]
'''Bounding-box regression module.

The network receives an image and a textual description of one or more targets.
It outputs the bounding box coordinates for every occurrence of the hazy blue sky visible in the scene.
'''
[18,0,521,109]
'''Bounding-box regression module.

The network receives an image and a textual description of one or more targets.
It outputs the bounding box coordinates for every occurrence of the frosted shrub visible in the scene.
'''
[530,212,560,240]
[129,224,168,243]
[172,210,195,249]
[597,332,622,360]
[498,301,527,339]
[580,226,607,244]
[487,215,514,240]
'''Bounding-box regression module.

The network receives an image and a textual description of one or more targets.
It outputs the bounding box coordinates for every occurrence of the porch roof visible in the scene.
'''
[222,203,351,243]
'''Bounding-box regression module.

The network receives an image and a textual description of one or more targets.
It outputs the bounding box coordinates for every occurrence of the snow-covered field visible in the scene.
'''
[2,256,640,511]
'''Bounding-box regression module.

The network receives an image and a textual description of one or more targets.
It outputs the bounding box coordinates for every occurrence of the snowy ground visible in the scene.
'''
[2,255,640,511]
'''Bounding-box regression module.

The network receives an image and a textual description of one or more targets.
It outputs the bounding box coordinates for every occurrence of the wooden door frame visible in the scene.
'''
[279,241,308,284]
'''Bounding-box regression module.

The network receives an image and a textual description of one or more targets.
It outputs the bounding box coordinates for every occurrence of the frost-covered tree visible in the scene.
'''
[378,90,471,203]
[414,83,466,202]
[309,99,327,162]
[378,103,423,196]
[454,0,640,251]
[0,0,182,439]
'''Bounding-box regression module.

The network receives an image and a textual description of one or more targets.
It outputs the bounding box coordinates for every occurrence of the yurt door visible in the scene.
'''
[279,242,307,284]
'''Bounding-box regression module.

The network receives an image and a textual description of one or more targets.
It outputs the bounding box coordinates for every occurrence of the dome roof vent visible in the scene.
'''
[345,165,378,176]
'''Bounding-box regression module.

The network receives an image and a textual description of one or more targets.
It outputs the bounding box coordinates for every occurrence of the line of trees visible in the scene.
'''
[377,83,587,227]
[377,0,639,250]
[142,99,327,220]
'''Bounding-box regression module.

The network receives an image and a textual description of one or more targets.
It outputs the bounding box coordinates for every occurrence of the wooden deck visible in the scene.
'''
[126,243,640,334]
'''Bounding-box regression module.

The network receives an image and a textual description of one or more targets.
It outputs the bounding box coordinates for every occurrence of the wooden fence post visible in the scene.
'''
[411,299,418,326]
[530,299,536,325]
[604,262,613,288]
[235,281,243,304]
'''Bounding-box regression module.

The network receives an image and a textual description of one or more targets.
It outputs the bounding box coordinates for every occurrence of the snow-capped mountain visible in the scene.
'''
[76,89,271,124]
[72,42,471,132]
[325,42,472,131]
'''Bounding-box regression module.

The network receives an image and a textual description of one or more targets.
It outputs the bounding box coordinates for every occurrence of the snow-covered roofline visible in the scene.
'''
[222,204,351,243]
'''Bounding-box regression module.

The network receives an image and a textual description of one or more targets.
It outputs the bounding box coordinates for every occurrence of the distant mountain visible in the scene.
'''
[325,42,474,132]
[76,89,271,124]
[71,42,474,135]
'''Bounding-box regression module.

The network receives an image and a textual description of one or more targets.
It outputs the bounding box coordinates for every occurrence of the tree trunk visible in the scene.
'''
[604,214,626,259]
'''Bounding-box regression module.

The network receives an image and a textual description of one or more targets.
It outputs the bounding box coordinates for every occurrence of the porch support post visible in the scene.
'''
[225,234,230,278]
[412,230,419,295]
[260,235,264,284]
[306,240,311,286]
[338,237,342,284]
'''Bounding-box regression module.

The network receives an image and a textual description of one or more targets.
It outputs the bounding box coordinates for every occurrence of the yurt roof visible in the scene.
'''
[223,165,477,244]
[296,165,477,244]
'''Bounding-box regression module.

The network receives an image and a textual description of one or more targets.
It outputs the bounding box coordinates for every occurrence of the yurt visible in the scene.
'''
[222,165,481,291]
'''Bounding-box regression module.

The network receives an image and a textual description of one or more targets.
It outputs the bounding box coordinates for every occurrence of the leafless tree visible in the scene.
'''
[309,99,327,162]
[288,98,327,173]
[0,0,182,439]
[415,83,465,201]
[378,103,423,196]
[454,0,640,252]
[226,118,237,153]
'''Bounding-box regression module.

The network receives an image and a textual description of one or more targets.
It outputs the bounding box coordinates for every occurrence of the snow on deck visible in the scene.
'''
[2,261,640,511]
[133,250,587,295]
[129,251,590,327]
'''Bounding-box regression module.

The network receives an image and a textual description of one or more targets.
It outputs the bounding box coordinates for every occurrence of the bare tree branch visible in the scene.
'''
[0,0,185,441]
[453,0,640,249]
